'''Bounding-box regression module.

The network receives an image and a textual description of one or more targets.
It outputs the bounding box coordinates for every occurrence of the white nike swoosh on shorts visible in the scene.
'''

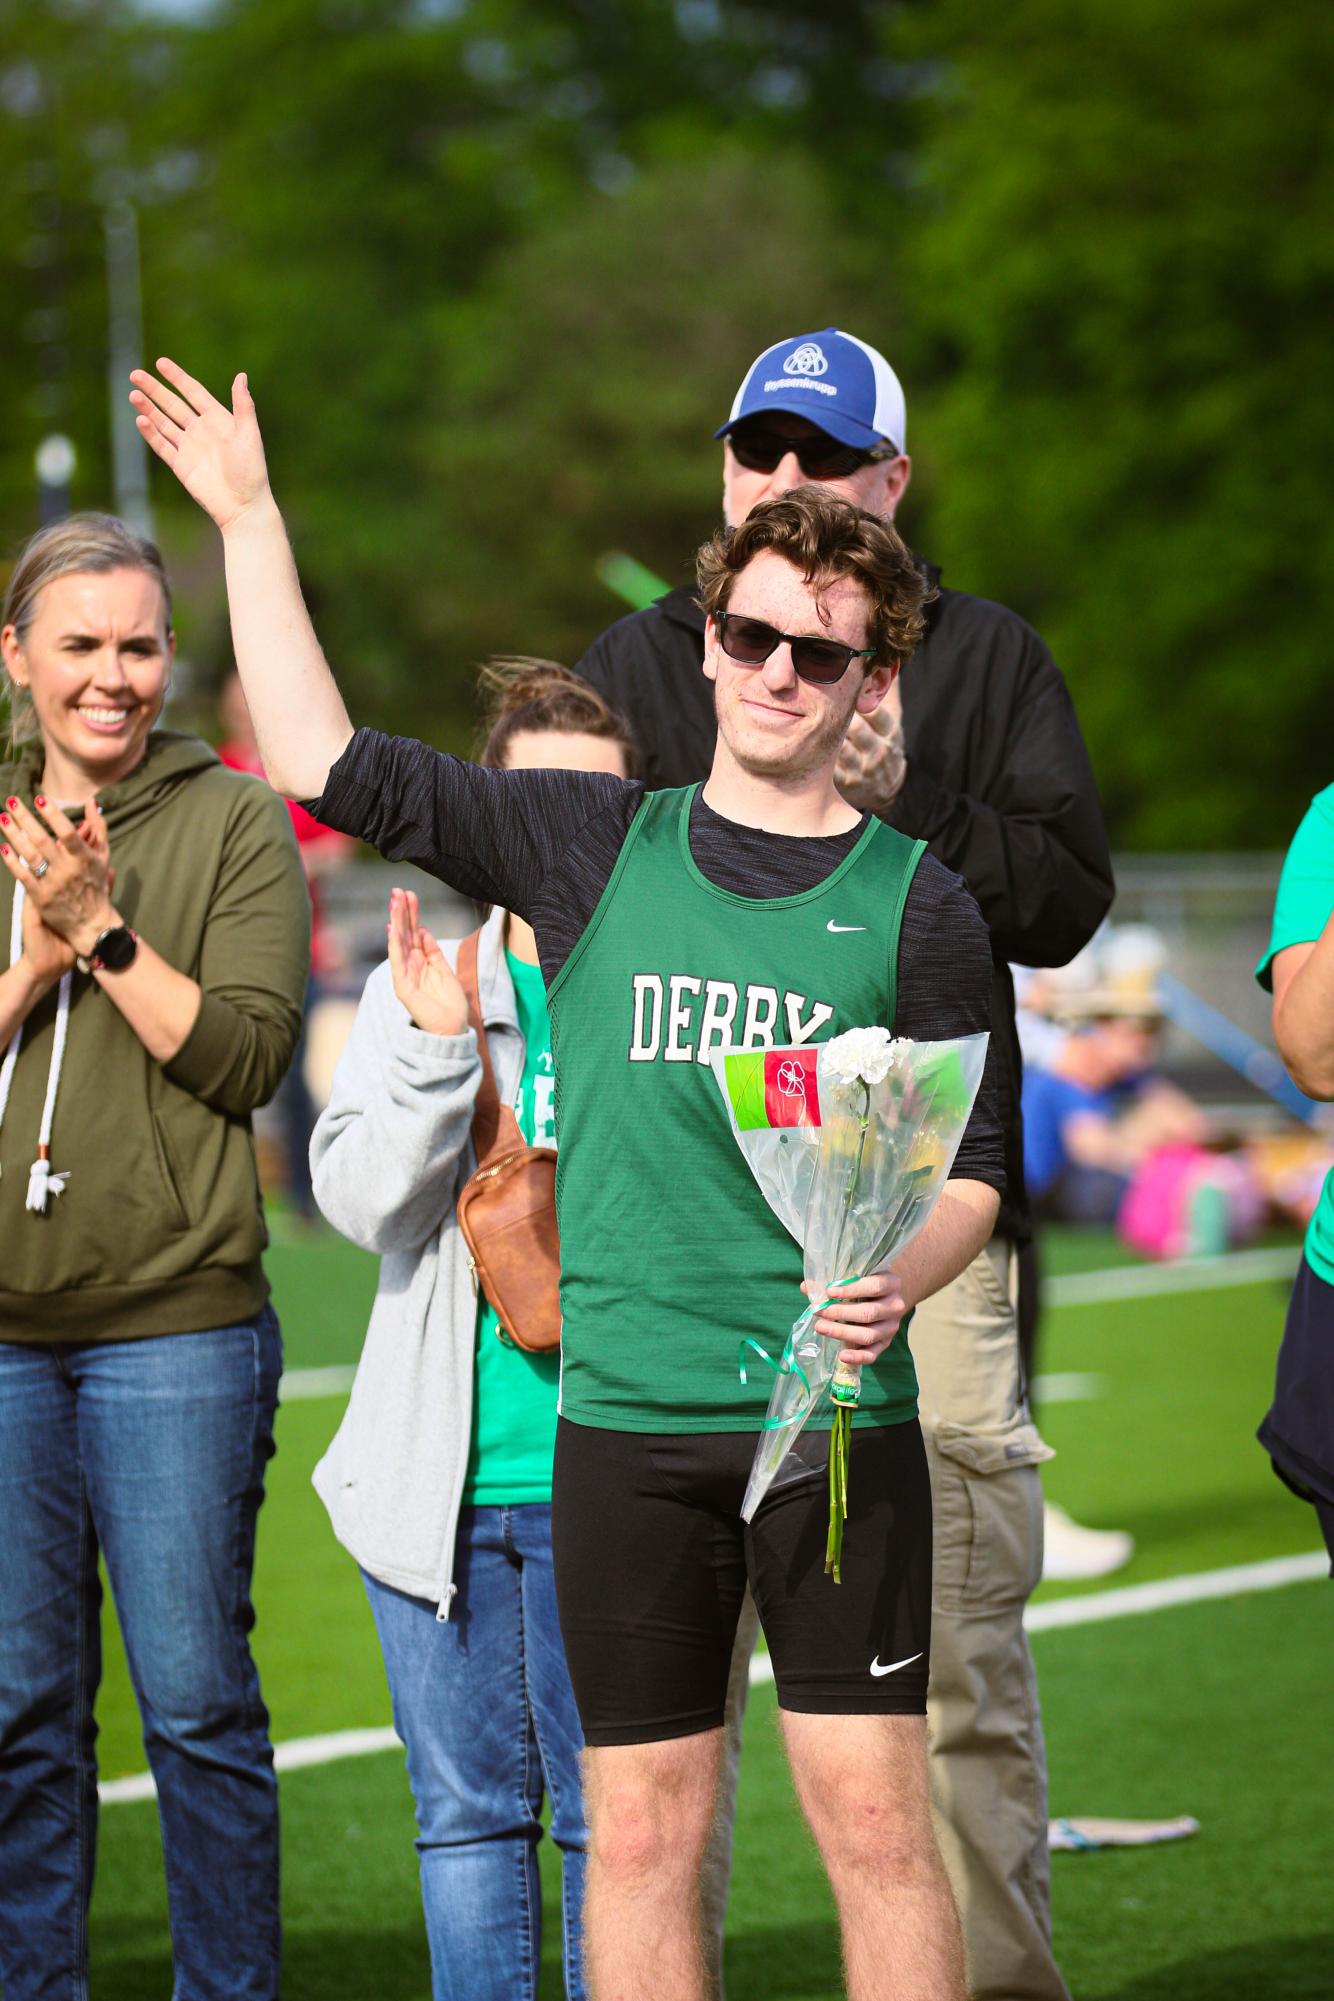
[869,1650,924,1678]
[826,921,867,933]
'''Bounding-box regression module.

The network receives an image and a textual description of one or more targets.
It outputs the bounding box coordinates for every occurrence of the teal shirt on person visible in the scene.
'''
[462,950,562,1506]
[1256,784,1334,1288]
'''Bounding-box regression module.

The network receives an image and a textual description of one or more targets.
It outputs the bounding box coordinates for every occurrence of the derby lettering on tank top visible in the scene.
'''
[546,785,924,1435]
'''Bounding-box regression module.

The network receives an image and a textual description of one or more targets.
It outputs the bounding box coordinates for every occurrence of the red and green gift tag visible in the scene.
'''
[721,1047,822,1130]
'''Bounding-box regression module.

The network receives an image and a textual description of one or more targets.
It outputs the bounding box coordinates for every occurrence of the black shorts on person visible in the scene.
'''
[551,1416,932,1747]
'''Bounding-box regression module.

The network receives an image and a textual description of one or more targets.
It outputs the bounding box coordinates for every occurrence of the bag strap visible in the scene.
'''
[456,930,524,1167]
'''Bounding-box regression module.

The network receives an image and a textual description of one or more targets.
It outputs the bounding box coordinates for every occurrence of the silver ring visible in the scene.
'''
[31,859,50,880]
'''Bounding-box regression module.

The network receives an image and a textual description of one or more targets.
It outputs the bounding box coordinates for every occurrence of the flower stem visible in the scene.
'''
[825,1404,851,1583]
[825,1081,869,1584]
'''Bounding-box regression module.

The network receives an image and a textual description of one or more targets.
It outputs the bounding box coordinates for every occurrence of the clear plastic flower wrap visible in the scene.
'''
[712,1028,988,1577]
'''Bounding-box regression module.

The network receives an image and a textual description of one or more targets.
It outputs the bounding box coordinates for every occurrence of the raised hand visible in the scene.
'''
[129,359,271,532]
[386,888,470,1038]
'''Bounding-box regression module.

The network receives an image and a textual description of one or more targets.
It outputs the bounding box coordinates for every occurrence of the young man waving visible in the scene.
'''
[132,358,1003,2001]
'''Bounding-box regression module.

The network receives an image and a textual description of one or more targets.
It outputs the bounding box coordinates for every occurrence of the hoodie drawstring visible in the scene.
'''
[0,883,72,1212]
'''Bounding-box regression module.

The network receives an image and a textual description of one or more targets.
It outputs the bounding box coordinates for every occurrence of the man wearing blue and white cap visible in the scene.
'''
[578,327,1113,2001]
[720,327,910,456]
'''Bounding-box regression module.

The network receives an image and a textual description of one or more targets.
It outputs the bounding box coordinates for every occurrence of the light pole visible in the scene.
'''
[103,193,154,539]
[35,434,77,526]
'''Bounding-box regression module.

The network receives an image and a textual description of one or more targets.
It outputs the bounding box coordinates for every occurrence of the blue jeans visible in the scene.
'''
[0,1311,283,2001]
[363,1504,588,2001]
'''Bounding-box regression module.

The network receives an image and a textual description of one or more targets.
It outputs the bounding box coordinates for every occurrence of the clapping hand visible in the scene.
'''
[0,795,117,963]
[129,359,272,532]
[386,889,469,1037]
[17,885,76,988]
[835,678,906,817]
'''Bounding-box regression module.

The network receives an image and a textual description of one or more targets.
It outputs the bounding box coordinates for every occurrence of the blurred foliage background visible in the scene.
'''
[2,0,1331,847]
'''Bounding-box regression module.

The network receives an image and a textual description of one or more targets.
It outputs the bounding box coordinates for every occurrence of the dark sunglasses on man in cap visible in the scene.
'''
[725,420,899,481]
[713,610,878,686]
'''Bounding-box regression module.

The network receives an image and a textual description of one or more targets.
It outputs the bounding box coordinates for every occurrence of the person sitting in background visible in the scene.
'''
[1022,928,1261,1260]
[309,661,639,2001]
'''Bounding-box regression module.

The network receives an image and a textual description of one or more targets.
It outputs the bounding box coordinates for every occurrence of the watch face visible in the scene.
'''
[96,925,138,972]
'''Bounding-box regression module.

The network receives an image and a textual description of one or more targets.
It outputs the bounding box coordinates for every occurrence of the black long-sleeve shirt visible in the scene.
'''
[576,575,1114,1238]
[313,729,1004,1193]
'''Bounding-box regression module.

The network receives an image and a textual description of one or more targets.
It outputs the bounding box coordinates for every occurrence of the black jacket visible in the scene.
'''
[576,575,1115,1243]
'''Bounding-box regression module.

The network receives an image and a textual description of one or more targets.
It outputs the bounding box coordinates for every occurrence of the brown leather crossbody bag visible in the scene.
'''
[454,931,562,1354]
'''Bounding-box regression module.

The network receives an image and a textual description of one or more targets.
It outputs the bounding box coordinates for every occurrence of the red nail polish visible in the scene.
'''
[0,815,8,827]
[5,798,15,810]
[34,795,45,808]
[1,845,8,857]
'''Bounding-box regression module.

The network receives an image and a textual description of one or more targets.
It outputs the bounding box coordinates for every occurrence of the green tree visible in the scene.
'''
[0,1,174,534]
[117,0,915,740]
[410,142,907,745]
[891,0,1334,848]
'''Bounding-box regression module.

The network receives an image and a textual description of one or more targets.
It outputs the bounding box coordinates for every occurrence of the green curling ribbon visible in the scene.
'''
[737,1273,868,1430]
[737,1331,815,1431]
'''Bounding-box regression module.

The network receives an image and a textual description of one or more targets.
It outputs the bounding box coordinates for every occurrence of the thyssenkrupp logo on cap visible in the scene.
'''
[782,343,829,378]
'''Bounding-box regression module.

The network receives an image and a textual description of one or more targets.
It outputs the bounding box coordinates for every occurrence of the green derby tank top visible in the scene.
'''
[546,787,925,1434]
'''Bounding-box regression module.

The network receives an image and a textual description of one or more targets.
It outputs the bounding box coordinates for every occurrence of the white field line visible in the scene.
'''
[1031,1371,1106,1403]
[746,1549,1325,1689]
[1022,1549,1327,1632]
[281,1364,356,1401]
[100,1726,401,1806]
[1044,1245,1298,1307]
[273,1250,1302,1409]
[99,1551,1324,1800]
[276,1250,1303,1412]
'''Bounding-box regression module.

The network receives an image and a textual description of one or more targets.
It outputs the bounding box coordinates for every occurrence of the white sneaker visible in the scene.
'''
[1042,1502,1134,1582]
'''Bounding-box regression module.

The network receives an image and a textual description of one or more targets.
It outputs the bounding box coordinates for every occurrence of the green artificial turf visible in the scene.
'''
[90,1586,1333,2000]
[84,1224,1330,1998]
[1033,1273,1302,1595]
[264,1220,381,1369]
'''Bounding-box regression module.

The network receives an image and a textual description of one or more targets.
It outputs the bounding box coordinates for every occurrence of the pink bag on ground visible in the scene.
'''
[1116,1144,1263,1261]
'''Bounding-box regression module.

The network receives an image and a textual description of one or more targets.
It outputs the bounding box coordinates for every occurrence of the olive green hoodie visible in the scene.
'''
[0,731,310,1341]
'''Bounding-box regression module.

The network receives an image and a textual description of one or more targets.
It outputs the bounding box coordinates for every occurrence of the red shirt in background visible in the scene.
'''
[218,741,351,976]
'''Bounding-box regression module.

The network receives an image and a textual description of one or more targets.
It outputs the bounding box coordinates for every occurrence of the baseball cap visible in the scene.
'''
[716,329,907,454]
[1037,926,1168,1024]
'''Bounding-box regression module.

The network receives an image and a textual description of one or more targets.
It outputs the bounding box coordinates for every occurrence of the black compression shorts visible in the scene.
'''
[551,1417,932,1747]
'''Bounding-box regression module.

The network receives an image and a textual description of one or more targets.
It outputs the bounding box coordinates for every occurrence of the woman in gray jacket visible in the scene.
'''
[309,663,637,2001]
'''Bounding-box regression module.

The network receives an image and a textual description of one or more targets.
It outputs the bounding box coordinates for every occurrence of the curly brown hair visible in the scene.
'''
[474,657,641,777]
[695,486,934,669]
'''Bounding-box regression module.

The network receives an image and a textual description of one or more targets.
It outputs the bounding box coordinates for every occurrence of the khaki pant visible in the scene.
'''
[701,1242,1070,2001]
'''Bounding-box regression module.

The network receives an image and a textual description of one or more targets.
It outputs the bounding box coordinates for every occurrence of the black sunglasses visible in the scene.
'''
[713,611,877,685]
[725,424,898,480]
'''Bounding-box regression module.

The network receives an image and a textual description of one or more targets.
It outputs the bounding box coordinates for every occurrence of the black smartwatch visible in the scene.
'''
[84,924,138,974]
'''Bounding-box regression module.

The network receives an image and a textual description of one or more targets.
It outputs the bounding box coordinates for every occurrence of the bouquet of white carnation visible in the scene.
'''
[713,1025,987,1580]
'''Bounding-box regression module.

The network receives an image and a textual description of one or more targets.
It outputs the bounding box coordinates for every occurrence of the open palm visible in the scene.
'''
[386,888,469,1038]
[128,358,271,530]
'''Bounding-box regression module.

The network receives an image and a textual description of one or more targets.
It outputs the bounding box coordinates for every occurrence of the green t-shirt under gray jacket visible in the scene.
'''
[0,731,310,1343]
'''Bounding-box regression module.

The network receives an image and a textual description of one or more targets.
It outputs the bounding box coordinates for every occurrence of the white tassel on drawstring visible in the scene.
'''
[26,1151,71,1212]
